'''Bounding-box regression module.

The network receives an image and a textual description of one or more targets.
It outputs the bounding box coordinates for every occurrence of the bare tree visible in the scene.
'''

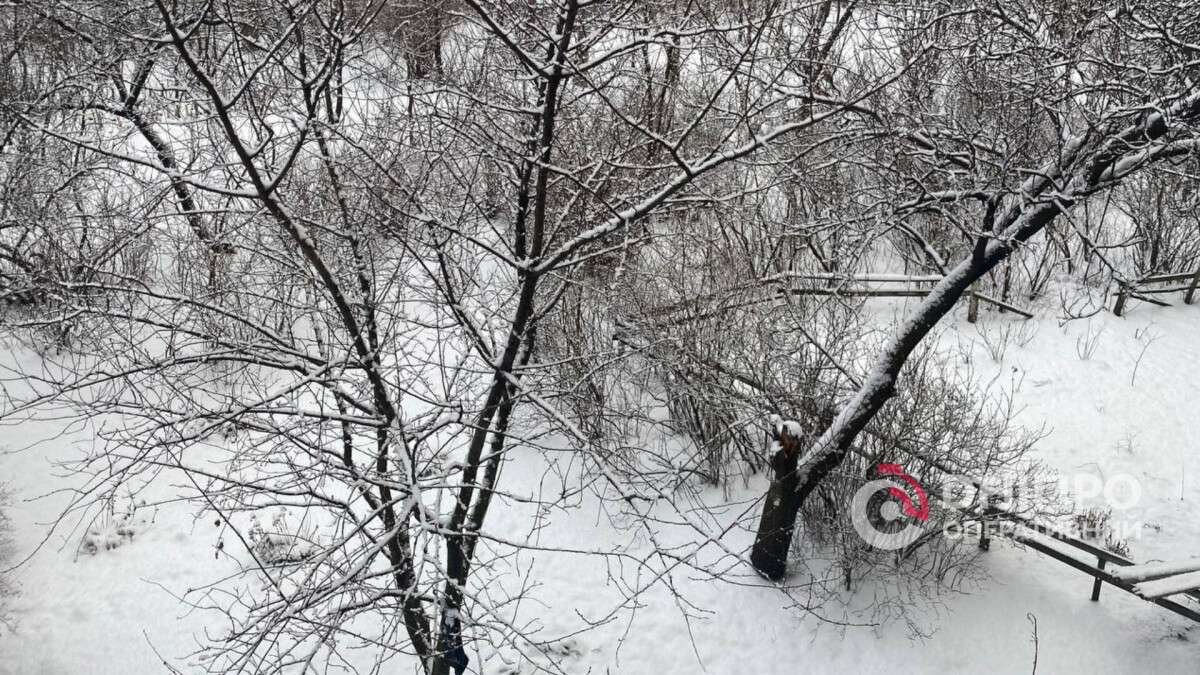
[1,0,914,671]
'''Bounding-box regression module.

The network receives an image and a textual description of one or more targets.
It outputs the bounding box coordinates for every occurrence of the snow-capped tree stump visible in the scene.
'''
[750,419,805,580]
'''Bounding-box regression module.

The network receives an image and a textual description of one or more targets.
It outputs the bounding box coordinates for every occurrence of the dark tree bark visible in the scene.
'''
[749,425,804,580]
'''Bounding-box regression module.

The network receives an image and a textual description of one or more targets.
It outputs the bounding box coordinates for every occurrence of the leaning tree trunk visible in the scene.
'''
[750,421,849,580]
[749,92,1200,580]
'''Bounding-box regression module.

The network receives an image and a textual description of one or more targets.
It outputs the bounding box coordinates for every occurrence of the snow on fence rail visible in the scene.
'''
[1008,524,1200,622]
[1110,558,1200,582]
[1134,571,1200,600]
[887,450,1200,622]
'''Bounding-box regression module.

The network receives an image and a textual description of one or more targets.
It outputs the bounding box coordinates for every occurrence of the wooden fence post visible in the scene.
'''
[1114,283,1130,317]
[1092,558,1107,601]
[1185,268,1200,305]
[999,263,1012,313]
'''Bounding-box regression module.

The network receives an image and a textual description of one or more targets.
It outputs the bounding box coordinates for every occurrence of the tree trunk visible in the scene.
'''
[749,425,804,580]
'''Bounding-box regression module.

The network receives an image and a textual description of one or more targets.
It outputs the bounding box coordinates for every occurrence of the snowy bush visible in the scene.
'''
[541,239,777,484]
[795,343,1058,624]
[654,295,863,486]
[248,510,316,565]
[80,498,151,556]
[661,361,762,485]
[1071,507,1131,558]
[1113,169,1200,277]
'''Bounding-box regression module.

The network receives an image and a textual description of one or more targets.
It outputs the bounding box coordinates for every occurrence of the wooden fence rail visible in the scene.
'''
[631,272,1033,329]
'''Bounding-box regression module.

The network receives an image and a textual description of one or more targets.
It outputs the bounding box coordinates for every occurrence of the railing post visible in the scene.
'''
[1114,282,1130,317]
[1091,557,1107,601]
[978,505,994,550]
[1185,267,1200,305]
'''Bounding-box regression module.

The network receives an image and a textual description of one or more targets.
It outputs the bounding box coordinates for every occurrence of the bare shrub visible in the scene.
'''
[80,497,153,556]
[1071,507,1131,557]
[972,319,1039,363]
[660,358,762,486]
[1075,322,1106,360]
[1115,168,1200,277]
[248,510,317,565]
[795,343,1056,624]
[975,320,1014,363]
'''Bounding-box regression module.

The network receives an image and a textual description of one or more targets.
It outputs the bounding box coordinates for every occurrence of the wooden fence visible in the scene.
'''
[632,272,1033,329]
[1009,524,1200,623]
[866,430,1200,624]
[768,272,1033,321]
[1113,268,1200,316]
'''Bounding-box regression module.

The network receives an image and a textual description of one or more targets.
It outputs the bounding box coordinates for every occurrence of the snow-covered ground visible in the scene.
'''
[2,297,1199,674]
